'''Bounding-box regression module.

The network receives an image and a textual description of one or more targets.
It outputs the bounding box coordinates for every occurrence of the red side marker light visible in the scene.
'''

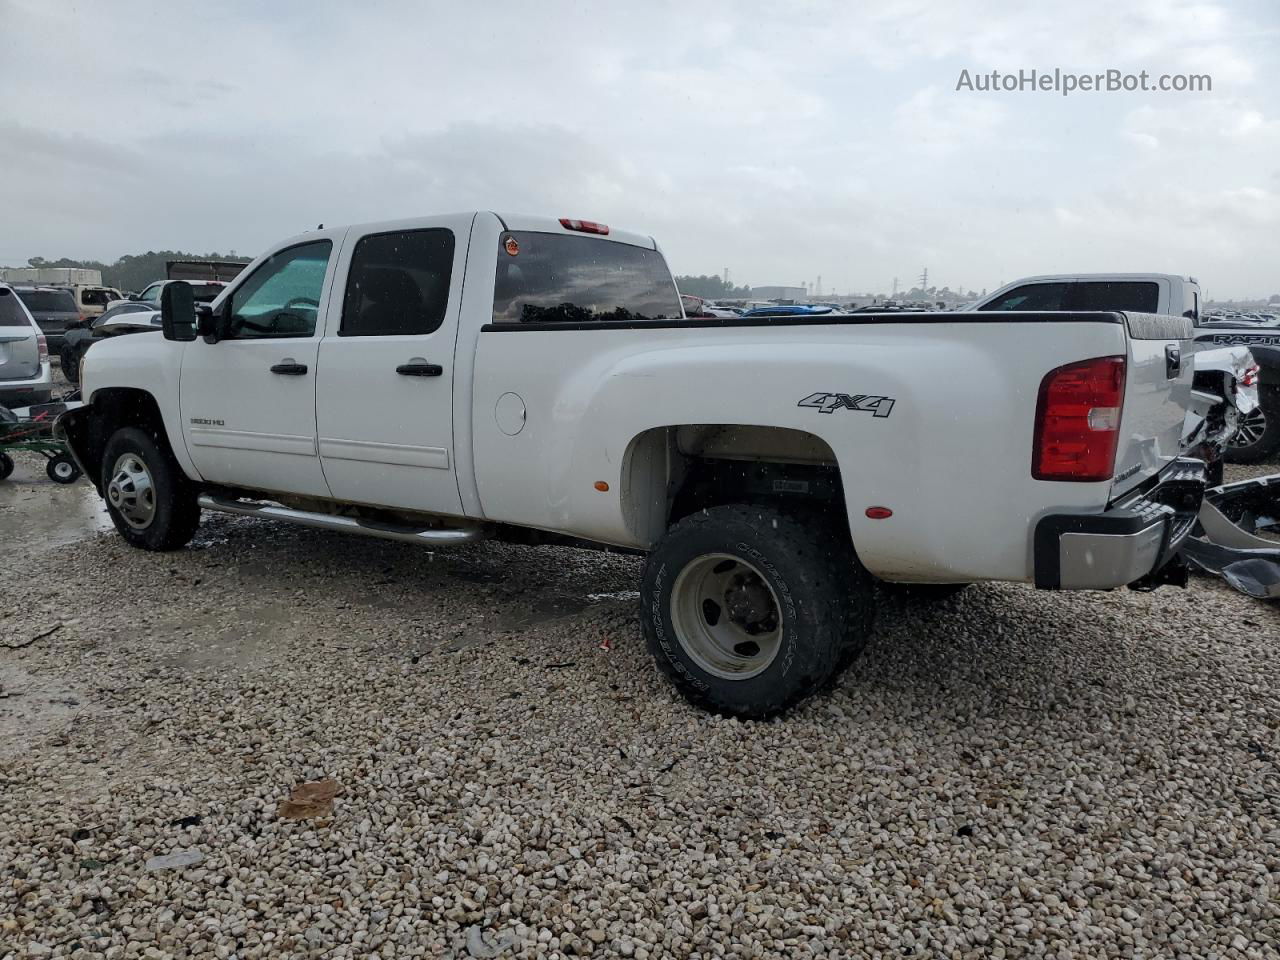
[559,218,610,235]
[865,506,893,519]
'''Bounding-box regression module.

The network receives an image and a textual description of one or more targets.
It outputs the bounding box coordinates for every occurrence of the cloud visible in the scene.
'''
[0,0,1276,296]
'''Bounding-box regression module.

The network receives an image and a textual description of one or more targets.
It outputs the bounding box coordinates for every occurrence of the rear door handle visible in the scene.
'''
[396,360,443,377]
[270,360,308,375]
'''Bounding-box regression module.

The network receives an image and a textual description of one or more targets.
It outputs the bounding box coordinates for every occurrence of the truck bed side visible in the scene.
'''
[469,313,1142,584]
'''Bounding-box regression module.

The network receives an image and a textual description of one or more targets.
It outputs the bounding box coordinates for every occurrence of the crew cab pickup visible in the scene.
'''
[58,213,1206,717]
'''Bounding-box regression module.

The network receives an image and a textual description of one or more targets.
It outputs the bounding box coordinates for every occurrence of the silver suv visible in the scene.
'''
[0,283,54,407]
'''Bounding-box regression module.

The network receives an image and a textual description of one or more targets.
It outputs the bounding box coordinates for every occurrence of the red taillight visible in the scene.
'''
[36,332,48,361]
[1032,355,1126,482]
[559,218,610,235]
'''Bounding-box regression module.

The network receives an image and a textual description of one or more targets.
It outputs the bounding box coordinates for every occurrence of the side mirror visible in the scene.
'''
[160,282,197,342]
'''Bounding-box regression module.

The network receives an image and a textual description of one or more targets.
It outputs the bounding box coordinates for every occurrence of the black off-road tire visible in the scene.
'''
[100,426,201,550]
[0,452,13,481]
[640,504,875,719]
[1225,387,1280,464]
[46,453,81,484]
[60,346,81,384]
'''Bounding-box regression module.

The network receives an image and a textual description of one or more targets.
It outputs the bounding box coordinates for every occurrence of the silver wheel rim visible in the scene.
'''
[1233,407,1266,447]
[106,453,156,529]
[53,460,75,480]
[669,553,783,680]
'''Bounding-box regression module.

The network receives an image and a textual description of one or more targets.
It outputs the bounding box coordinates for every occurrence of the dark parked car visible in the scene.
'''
[11,285,80,351]
[59,301,158,383]
[59,281,227,383]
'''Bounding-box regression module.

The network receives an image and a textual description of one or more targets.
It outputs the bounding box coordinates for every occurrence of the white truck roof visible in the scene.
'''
[292,212,659,252]
[992,272,1197,284]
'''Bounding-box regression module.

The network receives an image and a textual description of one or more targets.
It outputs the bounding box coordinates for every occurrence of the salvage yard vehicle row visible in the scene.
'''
[60,211,1206,717]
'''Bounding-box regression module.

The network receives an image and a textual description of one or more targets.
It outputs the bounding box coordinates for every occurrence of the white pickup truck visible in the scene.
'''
[59,213,1207,717]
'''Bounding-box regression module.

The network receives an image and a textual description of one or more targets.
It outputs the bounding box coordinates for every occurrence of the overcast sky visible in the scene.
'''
[1,0,1277,298]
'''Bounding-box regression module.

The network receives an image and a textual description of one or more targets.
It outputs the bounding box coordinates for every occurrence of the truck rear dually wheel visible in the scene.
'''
[641,504,873,719]
[101,426,200,551]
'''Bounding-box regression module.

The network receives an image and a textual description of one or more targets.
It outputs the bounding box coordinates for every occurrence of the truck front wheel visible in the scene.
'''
[101,426,200,551]
[641,504,873,719]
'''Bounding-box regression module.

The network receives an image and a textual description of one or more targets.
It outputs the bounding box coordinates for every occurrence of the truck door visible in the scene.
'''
[179,237,338,498]
[314,216,470,515]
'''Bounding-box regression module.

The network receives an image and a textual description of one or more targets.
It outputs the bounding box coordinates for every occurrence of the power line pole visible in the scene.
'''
[918,267,928,291]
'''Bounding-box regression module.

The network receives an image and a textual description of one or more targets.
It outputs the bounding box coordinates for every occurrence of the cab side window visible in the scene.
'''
[978,283,1068,311]
[138,283,163,304]
[227,241,332,339]
[340,229,454,336]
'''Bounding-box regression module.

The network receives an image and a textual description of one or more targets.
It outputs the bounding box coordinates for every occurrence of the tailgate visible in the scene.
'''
[1111,312,1195,498]
[0,323,40,380]
[32,311,76,336]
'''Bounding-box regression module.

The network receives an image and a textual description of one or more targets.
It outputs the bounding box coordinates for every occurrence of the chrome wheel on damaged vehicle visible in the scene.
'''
[99,426,201,551]
[107,452,156,529]
[1232,407,1266,449]
[1224,388,1280,464]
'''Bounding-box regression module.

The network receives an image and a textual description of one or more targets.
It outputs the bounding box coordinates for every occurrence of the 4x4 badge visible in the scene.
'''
[797,392,895,418]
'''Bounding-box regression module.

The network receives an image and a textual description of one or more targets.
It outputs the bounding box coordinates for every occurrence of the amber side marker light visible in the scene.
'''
[594,481,610,492]
[865,506,893,519]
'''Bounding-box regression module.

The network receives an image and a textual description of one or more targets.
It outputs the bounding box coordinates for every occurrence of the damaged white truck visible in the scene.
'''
[59,212,1207,717]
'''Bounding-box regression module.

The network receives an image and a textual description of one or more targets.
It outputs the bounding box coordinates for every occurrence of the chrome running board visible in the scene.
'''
[197,495,483,546]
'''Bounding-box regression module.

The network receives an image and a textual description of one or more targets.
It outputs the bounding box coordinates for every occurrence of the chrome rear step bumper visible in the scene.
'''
[1034,459,1206,590]
[197,495,484,546]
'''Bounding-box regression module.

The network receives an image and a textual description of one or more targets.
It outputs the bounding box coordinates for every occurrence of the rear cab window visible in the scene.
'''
[492,232,681,324]
[1067,281,1159,313]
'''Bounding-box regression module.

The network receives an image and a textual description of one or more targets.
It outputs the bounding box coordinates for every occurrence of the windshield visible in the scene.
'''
[191,283,225,303]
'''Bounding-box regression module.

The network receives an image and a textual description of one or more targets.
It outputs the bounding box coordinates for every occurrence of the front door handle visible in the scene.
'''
[270,359,308,376]
[396,360,443,377]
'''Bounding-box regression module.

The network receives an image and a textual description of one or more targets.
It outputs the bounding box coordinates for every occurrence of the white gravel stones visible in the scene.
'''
[0,458,1278,956]
[143,850,205,872]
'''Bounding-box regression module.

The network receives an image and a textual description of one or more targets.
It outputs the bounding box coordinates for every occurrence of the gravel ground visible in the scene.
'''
[1,453,1279,958]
